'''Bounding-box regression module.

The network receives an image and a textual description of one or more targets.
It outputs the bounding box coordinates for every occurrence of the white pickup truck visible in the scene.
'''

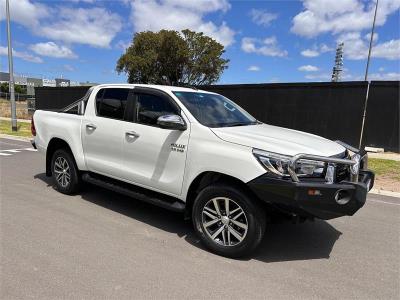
[32,84,374,257]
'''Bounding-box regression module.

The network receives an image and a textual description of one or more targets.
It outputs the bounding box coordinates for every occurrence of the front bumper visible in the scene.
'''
[247,170,374,220]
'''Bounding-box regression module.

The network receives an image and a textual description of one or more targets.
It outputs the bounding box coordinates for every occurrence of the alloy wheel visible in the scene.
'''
[54,156,71,188]
[202,197,248,247]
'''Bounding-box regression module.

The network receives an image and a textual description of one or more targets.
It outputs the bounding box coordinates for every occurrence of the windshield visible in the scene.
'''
[173,91,257,128]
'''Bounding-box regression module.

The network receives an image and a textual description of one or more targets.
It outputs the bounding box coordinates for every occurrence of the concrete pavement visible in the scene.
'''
[1,137,399,299]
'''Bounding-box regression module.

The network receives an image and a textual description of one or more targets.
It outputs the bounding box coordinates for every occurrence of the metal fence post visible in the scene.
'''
[6,0,17,131]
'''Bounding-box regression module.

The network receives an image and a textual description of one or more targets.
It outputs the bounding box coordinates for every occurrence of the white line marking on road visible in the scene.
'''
[0,148,37,157]
[368,199,400,206]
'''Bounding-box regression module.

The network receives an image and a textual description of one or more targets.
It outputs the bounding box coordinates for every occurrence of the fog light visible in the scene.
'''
[335,190,350,205]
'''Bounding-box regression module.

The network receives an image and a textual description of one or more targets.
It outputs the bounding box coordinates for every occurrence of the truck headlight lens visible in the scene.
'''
[253,150,291,177]
[253,149,326,178]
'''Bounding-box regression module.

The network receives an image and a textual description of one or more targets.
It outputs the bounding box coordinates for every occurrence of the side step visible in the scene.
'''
[82,173,185,213]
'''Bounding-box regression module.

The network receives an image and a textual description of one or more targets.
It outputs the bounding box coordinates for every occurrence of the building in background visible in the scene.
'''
[42,78,56,87]
[27,78,43,95]
[0,72,94,96]
[0,72,10,82]
[14,75,27,86]
[79,81,98,86]
[55,78,70,87]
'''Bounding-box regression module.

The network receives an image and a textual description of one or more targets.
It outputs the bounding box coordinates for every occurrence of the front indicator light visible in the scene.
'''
[308,189,322,196]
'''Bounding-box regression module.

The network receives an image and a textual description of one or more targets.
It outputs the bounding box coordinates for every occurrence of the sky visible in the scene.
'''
[0,0,399,84]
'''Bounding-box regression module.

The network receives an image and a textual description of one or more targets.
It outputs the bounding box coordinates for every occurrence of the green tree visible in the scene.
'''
[0,82,26,94]
[116,29,229,86]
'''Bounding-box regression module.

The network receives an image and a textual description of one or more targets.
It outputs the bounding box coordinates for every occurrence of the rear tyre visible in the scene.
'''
[51,149,81,195]
[192,183,266,258]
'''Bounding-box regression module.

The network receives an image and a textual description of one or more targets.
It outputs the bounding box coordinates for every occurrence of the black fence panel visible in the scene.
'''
[363,81,399,152]
[203,82,369,149]
[34,86,90,110]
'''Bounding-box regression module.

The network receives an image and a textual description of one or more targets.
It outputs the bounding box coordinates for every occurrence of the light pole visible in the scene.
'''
[6,0,17,131]
[359,0,379,149]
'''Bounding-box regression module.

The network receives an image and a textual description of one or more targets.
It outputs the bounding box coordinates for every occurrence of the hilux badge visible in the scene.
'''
[171,143,185,153]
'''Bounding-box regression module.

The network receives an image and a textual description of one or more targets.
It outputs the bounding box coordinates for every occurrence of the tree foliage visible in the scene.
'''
[116,29,229,86]
[1,82,26,94]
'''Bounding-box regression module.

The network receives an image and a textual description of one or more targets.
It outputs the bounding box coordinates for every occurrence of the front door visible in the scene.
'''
[82,87,133,178]
[120,88,190,196]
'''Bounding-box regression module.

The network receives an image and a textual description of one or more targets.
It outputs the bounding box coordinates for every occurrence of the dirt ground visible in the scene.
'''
[373,175,400,193]
[0,100,31,119]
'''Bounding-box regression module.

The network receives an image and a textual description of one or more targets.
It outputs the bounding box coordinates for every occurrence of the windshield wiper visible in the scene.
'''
[222,121,257,127]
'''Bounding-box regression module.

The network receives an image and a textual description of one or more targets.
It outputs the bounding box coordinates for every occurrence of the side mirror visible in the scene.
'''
[157,114,187,131]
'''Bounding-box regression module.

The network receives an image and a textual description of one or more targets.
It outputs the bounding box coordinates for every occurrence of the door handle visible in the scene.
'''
[86,123,97,130]
[125,131,140,138]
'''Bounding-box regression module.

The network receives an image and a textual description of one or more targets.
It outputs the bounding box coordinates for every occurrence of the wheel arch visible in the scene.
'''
[184,171,260,220]
[46,138,75,176]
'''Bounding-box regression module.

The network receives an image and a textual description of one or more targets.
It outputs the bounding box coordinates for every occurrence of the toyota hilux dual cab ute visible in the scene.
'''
[32,84,374,258]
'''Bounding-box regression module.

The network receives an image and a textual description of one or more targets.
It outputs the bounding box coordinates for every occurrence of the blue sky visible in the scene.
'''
[0,0,399,84]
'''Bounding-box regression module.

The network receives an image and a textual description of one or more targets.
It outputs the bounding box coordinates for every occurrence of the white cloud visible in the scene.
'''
[30,42,77,59]
[301,49,320,57]
[241,36,288,57]
[320,44,334,53]
[305,73,331,81]
[129,0,235,47]
[373,39,400,60]
[300,43,333,57]
[248,65,260,71]
[163,0,231,13]
[337,32,400,60]
[68,0,96,3]
[37,7,122,48]
[298,65,319,72]
[337,70,400,80]
[0,1,122,48]
[0,46,43,63]
[0,0,49,28]
[368,72,400,80]
[291,0,400,38]
[365,32,379,43]
[249,9,278,27]
[268,77,280,83]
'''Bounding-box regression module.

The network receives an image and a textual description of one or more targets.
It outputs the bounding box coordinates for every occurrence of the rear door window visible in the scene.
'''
[96,88,130,120]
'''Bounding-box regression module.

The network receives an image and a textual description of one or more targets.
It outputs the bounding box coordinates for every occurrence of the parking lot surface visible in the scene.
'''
[1,137,399,299]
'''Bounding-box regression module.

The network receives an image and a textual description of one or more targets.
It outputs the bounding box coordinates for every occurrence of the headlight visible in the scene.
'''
[252,149,326,178]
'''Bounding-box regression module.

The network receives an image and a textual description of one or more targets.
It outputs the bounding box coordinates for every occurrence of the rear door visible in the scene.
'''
[82,87,133,178]
[120,88,190,196]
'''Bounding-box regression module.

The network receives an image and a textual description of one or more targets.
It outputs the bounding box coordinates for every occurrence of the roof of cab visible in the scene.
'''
[94,83,214,94]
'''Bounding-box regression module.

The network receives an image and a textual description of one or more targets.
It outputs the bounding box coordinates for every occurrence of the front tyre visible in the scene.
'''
[192,184,266,258]
[51,149,81,195]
